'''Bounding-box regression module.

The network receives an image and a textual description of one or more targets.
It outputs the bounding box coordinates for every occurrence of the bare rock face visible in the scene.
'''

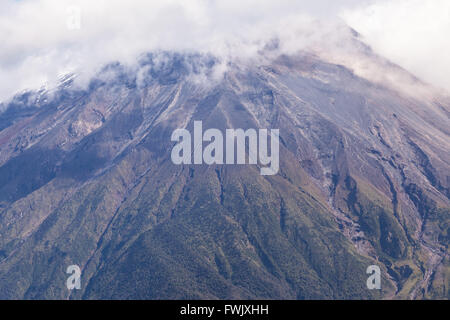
[0,50,448,299]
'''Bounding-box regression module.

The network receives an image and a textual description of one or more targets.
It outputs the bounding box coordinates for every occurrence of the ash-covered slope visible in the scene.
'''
[0,50,448,299]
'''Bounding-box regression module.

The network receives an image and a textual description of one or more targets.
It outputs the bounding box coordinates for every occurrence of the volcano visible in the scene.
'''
[0,45,448,299]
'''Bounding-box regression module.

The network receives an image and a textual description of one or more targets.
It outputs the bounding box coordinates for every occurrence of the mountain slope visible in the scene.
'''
[0,51,448,299]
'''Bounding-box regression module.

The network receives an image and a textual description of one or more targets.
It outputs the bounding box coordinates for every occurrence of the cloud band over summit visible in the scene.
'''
[0,0,449,102]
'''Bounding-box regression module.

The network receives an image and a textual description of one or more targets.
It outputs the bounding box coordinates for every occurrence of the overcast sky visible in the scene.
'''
[0,0,449,102]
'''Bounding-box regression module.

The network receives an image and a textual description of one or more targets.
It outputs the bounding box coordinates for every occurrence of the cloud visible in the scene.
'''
[341,0,450,93]
[0,0,448,102]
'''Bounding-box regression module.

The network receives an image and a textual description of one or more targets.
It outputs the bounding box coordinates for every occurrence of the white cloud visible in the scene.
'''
[0,0,449,102]
[342,0,450,93]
